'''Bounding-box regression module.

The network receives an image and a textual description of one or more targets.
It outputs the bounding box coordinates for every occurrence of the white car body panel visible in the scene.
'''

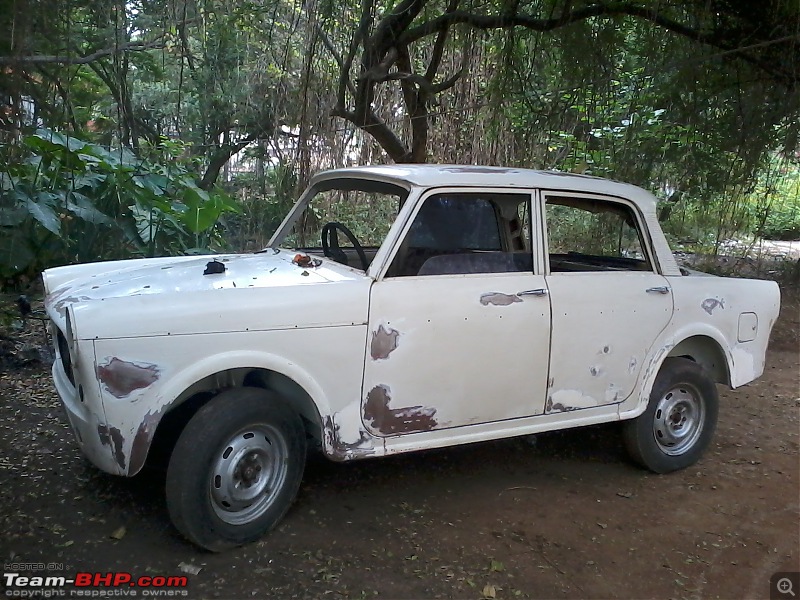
[363,271,552,435]
[545,271,674,411]
[43,165,780,476]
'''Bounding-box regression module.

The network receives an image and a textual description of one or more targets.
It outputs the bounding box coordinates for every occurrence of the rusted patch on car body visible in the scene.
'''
[97,424,126,469]
[96,358,160,398]
[545,396,576,413]
[292,253,321,268]
[128,407,167,474]
[323,416,376,461]
[370,325,400,360]
[701,297,725,315]
[364,385,437,434]
[44,286,70,309]
[479,292,522,306]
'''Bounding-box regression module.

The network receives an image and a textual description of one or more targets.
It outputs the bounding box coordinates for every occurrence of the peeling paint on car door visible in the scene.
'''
[361,189,552,434]
[362,273,552,435]
[542,191,675,412]
[544,271,674,412]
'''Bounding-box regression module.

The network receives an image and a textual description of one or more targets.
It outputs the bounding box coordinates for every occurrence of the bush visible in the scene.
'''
[0,130,240,283]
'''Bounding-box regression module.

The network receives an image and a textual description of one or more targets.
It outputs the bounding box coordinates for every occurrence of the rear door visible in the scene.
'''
[542,192,674,413]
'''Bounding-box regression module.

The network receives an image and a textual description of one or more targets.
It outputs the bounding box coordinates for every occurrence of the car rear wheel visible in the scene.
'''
[166,388,306,551]
[623,357,718,473]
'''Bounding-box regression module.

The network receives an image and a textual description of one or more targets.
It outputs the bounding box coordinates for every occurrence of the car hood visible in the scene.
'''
[43,251,371,339]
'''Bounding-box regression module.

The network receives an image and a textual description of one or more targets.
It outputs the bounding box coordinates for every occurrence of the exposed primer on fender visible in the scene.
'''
[323,416,376,461]
[96,358,160,398]
[97,424,126,469]
[128,407,167,475]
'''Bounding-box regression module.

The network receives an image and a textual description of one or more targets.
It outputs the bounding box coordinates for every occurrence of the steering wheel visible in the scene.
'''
[321,222,369,271]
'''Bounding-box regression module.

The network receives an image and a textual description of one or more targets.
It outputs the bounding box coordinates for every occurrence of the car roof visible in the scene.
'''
[310,164,658,210]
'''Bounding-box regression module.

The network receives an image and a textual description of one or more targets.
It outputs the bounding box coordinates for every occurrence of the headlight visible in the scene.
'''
[65,305,80,363]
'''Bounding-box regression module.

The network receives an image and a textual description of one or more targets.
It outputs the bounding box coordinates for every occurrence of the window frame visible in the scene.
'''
[539,191,659,275]
[376,187,540,280]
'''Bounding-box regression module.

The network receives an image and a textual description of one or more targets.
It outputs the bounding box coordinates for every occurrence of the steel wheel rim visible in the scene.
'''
[652,384,705,456]
[209,424,288,525]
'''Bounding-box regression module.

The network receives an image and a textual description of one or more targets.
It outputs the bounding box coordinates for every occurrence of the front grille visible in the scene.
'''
[56,330,75,386]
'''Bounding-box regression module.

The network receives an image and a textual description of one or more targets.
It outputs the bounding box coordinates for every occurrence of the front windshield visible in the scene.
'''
[268,177,408,271]
[285,180,406,250]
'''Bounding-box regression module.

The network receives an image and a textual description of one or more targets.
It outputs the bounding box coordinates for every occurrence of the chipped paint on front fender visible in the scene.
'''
[96,357,160,398]
[128,406,169,474]
[97,424,126,470]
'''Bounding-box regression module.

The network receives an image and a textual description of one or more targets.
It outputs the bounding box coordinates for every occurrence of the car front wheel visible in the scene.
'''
[166,388,306,551]
[623,357,718,473]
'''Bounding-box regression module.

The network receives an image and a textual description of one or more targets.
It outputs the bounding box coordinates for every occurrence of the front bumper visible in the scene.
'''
[52,357,123,475]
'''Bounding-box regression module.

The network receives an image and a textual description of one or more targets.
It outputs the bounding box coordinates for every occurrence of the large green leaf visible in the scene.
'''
[67,193,115,226]
[133,174,168,196]
[181,188,217,233]
[24,192,61,236]
[31,129,88,153]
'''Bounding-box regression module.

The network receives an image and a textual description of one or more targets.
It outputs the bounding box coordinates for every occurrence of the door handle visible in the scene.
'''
[646,286,670,294]
[517,288,548,297]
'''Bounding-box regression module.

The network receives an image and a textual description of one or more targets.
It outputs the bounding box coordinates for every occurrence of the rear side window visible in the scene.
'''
[545,195,652,272]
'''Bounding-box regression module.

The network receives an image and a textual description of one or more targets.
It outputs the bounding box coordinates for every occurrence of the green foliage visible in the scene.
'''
[757,163,800,241]
[0,130,239,280]
[229,160,300,251]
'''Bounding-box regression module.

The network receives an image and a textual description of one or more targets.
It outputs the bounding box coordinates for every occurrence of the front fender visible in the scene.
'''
[93,325,367,475]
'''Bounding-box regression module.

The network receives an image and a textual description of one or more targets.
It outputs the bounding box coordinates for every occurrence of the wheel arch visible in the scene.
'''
[667,335,731,386]
[619,326,733,421]
[131,351,329,475]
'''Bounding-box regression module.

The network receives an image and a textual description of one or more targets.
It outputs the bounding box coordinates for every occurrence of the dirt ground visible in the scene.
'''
[0,293,798,600]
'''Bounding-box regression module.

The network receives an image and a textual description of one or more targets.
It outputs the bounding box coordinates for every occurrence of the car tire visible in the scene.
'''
[623,357,718,474]
[165,387,306,551]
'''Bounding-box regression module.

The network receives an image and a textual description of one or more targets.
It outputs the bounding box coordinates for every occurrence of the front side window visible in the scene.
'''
[545,195,652,272]
[387,192,532,277]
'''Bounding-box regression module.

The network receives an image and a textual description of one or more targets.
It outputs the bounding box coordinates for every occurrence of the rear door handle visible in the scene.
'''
[517,289,548,297]
[646,286,670,294]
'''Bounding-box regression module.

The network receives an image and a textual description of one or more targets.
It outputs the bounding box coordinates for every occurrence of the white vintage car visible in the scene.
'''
[43,165,780,550]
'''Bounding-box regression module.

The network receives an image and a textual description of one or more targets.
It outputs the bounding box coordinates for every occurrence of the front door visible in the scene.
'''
[361,190,551,437]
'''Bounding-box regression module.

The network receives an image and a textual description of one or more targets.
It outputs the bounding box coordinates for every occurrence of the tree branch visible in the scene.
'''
[0,38,167,65]
[425,0,460,81]
[398,2,795,82]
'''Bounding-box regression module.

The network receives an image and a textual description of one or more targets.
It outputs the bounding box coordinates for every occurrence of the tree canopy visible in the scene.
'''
[1,0,799,281]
